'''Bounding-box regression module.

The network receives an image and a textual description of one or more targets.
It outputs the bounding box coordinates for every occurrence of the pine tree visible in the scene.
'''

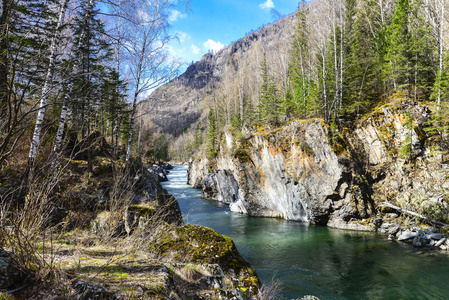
[343,0,384,114]
[257,52,281,125]
[206,109,217,160]
[384,0,413,96]
[290,0,313,118]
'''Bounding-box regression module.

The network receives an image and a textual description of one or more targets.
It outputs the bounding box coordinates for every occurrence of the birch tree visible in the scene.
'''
[124,0,186,161]
[28,0,70,168]
[52,0,96,169]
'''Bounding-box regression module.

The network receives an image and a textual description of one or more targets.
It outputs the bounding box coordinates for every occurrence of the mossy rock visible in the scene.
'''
[235,148,251,163]
[155,194,183,226]
[90,211,125,237]
[150,224,259,294]
[124,203,157,235]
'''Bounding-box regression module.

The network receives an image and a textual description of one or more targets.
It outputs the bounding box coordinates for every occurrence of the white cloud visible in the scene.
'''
[259,0,275,10]
[204,39,225,54]
[169,10,186,23]
[191,44,200,55]
[176,31,189,43]
[137,10,151,23]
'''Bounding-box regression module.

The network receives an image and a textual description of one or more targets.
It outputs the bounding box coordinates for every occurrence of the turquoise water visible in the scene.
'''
[161,165,449,300]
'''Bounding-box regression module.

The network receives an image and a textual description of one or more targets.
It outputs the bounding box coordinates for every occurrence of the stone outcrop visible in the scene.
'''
[187,156,209,188]
[191,119,373,227]
[189,100,449,231]
[151,165,168,182]
[0,248,20,289]
[203,170,239,203]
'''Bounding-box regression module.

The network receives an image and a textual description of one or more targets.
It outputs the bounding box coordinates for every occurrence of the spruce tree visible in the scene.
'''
[206,109,217,160]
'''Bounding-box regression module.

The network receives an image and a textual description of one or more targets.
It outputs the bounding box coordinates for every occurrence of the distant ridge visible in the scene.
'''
[138,14,295,136]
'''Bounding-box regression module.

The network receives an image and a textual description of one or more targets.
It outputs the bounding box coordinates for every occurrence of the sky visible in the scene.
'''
[168,0,300,68]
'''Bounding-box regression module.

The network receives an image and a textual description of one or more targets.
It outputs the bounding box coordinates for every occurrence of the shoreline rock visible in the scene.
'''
[188,100,449,246]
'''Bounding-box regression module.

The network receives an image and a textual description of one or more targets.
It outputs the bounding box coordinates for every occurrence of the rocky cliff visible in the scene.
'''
[188,100,449,231]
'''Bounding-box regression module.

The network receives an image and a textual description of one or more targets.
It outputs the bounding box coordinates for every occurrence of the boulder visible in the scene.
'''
[151,165,168,182]
[388,226,401,236]
[155,194,183,226]
[124,203,157,235]
[412,236,429,247]
[435,237,447,247]
[398,230,419,241]
[203,170,239,204]
[428,233,443,240]
[0,248,20,289]
[90,211,124,237]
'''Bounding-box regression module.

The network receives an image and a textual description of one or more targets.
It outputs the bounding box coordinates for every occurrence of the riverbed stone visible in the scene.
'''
[398,230,419,241]
[388,225,401,236]
[0,248,20,289]
[428,233,443,240]
[435,237,447,247]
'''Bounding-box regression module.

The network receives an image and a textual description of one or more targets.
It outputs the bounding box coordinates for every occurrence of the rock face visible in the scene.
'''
[189,100,449,230]
[0,248,20,289]
[187,157,209,188]
[203,170,239,203]
[191,119,373,227]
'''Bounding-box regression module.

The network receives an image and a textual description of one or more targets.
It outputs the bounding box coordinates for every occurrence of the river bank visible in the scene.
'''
[0,159,262,299]
[165,165,449,299]
[188,100,449,253]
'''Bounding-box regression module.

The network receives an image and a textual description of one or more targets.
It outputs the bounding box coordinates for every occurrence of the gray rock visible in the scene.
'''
[388,226,401,235]
[435,237,447,247]
[398,230,419,241]
[0,248,20,289]
[203,170,239,204]
[412,237,429,247]
[151,165,168,182]
[428,233,443,240]
[73,281,117,299]
[200,275,223,289]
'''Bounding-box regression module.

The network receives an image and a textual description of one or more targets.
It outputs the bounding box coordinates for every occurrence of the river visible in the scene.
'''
[161,165,449,299]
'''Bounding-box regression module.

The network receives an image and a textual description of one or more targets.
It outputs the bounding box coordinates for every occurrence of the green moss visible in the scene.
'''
[149,224,258,290]
[300,142,314,156]
[128,203,156,218]
[0,292,15,300]
[235,149,251,163]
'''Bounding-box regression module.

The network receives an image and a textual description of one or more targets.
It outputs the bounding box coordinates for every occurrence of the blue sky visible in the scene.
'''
[168,0,299,67]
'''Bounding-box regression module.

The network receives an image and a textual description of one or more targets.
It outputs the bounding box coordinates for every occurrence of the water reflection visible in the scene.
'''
[162,166,449,300]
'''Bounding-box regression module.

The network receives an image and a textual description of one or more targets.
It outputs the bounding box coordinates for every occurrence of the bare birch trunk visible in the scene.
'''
[339,0,344,113]
[437,0,444,111]
[53,0,95,169]
[332,7,339,117]
[28,0,69,167]
[322,50,328,122]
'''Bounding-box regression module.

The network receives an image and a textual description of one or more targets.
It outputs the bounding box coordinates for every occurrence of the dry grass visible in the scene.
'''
[256,274,283,300]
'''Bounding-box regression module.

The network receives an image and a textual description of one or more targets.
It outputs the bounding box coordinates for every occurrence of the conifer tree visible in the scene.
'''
[206,109,217,160]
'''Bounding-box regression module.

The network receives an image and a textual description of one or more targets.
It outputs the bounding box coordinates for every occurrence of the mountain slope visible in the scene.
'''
[138,14,295,136]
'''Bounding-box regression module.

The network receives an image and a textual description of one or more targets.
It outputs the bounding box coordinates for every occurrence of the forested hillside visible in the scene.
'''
[143,0,448,162]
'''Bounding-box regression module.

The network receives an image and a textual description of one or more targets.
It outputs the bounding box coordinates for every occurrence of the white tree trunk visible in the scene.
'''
[28,0,69,165]
[53,0,96,168]
[437,0,444,111]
